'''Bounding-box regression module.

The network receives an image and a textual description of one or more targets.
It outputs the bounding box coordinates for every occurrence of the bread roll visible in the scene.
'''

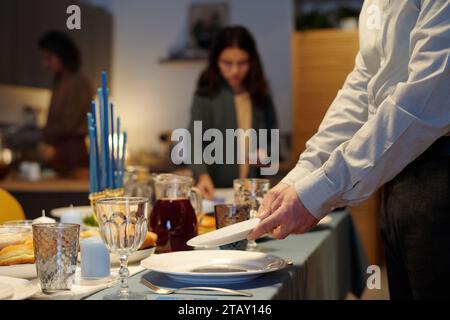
[0,243,35,266]
[80,229,101,239]
[0,233,26,250]
[139,232,157,250]
[200,215,216,228]
[198,215,216,235]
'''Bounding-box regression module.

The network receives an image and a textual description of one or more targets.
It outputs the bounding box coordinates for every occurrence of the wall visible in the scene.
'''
[86,0,293,155]
[0,0,294,157]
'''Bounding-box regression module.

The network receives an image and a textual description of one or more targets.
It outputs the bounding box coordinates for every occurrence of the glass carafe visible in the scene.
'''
[149,174,202,253]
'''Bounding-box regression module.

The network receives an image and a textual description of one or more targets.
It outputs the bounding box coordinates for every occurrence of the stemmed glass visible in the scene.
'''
[233,178,270,251]
[95,197,149,300]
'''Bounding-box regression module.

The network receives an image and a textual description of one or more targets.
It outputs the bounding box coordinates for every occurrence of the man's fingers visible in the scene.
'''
[247,209,285,240]
[258,187,285,219]
[258,195,282,220]
[248,206,288,240]
[258,191,277,215]
[271,223,292,240]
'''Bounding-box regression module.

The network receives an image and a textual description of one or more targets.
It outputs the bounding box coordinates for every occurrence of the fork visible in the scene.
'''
[140,278,253,297]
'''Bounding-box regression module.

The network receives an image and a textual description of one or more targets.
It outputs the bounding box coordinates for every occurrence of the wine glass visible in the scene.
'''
[233,178,270,251]
[95,197,149,300]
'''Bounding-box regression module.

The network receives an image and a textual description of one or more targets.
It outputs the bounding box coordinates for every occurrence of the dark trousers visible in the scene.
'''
[380,137,450,300]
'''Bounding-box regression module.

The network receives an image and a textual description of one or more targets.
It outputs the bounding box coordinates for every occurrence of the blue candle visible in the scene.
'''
[120,131,127,188]
[98,88,107,191]
[115,117,120,187]
[110,103,115,189]
[87,113,95,193]
[91,101,101,191]
[80,237,110,279]
[101,72,111,189]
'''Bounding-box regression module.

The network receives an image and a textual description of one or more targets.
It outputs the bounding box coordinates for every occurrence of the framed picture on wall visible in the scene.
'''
[188,3,229,52]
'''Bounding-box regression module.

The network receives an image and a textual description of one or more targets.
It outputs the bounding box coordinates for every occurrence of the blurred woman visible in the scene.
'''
[38,31,93,178]
[188,26,278,199]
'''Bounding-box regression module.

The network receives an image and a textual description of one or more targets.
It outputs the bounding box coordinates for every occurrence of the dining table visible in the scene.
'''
[83,189,369,300]
[13,188,368,300]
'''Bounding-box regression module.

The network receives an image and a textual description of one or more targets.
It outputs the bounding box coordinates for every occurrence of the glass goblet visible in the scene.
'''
[233,178,270,251]
[95,197,149,300]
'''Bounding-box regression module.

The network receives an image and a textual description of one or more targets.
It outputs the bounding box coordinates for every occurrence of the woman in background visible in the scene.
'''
[38,31,93,178]
[188,26,278,199]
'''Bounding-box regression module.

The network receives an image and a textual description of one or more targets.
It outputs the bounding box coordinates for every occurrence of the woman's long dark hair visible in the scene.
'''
[196,26,270,105]
[38,31,81,73]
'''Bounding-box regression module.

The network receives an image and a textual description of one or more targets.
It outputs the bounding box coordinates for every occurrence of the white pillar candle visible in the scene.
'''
[60,209,83,225]
[80,237,110,279]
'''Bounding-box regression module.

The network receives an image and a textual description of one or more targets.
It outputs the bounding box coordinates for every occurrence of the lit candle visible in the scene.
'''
[32,210,56,225]
[80,237,110,279]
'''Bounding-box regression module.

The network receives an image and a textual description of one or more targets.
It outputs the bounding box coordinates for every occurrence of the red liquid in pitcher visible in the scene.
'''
[149,198,198,253]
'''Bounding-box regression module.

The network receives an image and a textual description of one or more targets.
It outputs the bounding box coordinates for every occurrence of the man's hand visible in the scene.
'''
[247,183,318,240]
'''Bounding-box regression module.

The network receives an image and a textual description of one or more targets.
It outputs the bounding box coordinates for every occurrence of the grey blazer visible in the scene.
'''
[187,86,278,188]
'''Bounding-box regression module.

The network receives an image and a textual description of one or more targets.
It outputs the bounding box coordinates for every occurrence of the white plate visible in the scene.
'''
[187,218,260,248]
[0,276,39,300]
[141,250,287,284]
[0,264,37,279]
[78,247,156,265]
[0,282,14,300]
[50,206,92,218]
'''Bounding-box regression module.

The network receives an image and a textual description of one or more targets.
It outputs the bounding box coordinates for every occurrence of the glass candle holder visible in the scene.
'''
[32,223,80,294]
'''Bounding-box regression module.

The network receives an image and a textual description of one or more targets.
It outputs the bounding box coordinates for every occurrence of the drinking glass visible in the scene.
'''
[214,204,250,250]
[95,197,149,300]
[233,178,270,251]
[32,223,80,293]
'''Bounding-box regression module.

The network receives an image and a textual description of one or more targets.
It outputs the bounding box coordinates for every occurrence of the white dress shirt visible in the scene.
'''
[282,0,450,219]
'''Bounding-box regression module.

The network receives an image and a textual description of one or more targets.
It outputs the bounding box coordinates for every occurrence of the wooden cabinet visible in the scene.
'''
[0,0,112,89]
[291,29,382,265]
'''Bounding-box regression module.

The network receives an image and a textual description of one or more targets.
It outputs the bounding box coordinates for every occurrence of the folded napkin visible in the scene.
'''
[30,265,144,300]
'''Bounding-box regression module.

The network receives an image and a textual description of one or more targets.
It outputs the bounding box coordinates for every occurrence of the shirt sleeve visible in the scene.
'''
[295,0,450,219]
[281,52,372,186]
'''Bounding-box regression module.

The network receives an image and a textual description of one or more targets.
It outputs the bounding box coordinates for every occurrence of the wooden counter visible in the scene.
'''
[0,178,90,193]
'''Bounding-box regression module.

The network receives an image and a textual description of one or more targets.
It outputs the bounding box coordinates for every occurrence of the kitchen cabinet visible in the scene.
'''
[291,29,382,265]
[0,0,112,89]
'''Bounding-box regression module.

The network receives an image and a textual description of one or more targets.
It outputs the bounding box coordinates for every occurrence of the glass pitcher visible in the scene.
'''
[123,166,155,210]
[149,174,202,253]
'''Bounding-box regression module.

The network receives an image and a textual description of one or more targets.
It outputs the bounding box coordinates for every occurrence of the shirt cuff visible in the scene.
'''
[293,167,343,219]
[281,166,312,186]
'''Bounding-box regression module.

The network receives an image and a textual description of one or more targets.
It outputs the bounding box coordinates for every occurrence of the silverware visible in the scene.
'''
[141,278,253,297]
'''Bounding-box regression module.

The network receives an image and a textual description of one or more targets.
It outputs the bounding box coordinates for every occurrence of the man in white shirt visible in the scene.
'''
[248,0,450,299]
